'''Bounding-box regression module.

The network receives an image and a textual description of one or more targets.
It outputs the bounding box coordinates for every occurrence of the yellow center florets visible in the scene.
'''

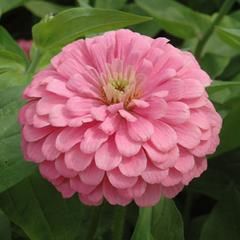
[101,60,139,106]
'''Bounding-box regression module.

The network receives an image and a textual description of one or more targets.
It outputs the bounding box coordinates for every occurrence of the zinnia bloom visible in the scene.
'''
[18,39,32,57]
[19,30,222,207]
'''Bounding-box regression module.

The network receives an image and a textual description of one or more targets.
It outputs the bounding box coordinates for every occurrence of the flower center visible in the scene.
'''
[101,60,139,106]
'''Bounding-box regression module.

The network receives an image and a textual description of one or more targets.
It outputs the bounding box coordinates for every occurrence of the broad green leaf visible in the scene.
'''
[0,172,93,240]
[0,86,35,193]
[0,210,11,240]
[131,208,152,240]
[190,148,240,200]
[200,187,240,240]
[221,55,240,80]
[217,27,240,49]
[124,3,161,37]
[0,26,27,66]
[136,0,210,39]
[76,0,91,8]
[152,198,184,240]
[207,80,240,104]
[32,8,151,49]
[95,0,127,9]
[200,53,230,78]
[189,169,231,200]
[214,104,240,155]
[25,1,69,18]
[0,71,29,89]
[0,0,29,14]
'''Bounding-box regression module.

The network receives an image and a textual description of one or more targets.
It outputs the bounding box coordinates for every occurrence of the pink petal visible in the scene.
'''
[141,163,169,184]
[65,145,93,171]
[67,74,99,98]
[56,181,75,198]
[136,98,167,120]
[99,114,121,135]
[161,168,182,187]
[128,116,154,142]
[119,109,137,122]
[174,123,201,149]
[135,184,161,207]
[107,168,138,189]
[70,176,96,194]
[80,186,103,206]
[23,125,53,142]
[80,126,108,154]
[39,161,60,180]
[174,153,195,173]
[162,101,190,125]
[143,143,179,169]
[49,104,70,127]
[46,78,74,97]
[115,126,141,157]
[189,109,210,129]
[160,184,184,198]
[36,93,66,115]
[56,127,86,152]
[26,139,45,163]
[159,79,184,101]
[80,161,105,186]
[42,131,61,160]
[151,122,177,152]
[183,79,204,99]
[90,105,107,121]
[119,149,147,177]
[118,179,147,198]
[103,178,131,206]
[95,139,122,171]
[152,147,179,169]
[55,156,77,178]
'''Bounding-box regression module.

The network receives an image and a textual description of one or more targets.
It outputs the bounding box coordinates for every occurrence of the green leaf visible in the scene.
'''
[95,0,127,9]
[0,71,29,89]
[217,27,240,49]
[124,3,161,37]
[0,0,29,14]
[131,208,152,240]
[200,186,240,240]
[0,210,11,240]
[207,80,240,104]
[215,104,240,155]
[76,0,91,8]
[0,172,93,240]
[0,86,35,193]
[25,1,69,18]
[0,26,27,66]
[136,0,210,39]
[189,168,231,200]
[152,198,184,240]
[200,53,230,79]
[32,8,151,49]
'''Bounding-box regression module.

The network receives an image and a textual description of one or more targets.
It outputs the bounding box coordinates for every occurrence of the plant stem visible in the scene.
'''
[131,207,152,240]
[194,0,236,59]
[86,207,101,240]
[112,206,126,240]
[26,48,42,74]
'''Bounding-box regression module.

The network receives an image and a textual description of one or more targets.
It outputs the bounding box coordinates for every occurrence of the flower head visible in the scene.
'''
[18,39,32,57]
[19,30,222,207]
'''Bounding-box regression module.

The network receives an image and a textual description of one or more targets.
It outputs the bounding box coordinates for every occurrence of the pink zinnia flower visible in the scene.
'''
[19,30,222,207]
[18,39,32,57]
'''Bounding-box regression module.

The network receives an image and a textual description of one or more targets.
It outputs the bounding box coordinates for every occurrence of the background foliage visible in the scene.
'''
[0,0,240,239]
